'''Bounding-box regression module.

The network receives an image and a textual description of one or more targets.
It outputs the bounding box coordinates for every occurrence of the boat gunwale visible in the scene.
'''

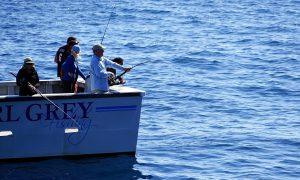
[0,92,144,102]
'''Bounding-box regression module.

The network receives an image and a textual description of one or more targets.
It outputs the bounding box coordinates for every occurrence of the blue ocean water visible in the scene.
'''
[0,0,300,179]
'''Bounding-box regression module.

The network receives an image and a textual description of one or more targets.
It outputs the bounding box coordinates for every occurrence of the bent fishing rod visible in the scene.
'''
[101,4,116,44]
[114,61,150,80]
[9,72,82,131]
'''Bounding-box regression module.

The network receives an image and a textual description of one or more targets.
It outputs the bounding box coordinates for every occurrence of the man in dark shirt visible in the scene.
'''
[16,57,40,96]
[54,36,79,78]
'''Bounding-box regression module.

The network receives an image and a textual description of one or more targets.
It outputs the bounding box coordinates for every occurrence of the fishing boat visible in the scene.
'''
[0,78,145,161]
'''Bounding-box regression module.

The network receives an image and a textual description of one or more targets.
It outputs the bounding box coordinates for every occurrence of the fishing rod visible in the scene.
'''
[101,4,117,44]
[114,61,150,80]
[9,72,82,131]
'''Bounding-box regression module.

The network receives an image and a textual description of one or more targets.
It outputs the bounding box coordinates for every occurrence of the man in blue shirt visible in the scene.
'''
[61,45,86,93]
[89,44,131,94]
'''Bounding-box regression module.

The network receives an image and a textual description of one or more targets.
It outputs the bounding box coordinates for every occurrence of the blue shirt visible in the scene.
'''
[89,55,124,91]
[61,55,85,82]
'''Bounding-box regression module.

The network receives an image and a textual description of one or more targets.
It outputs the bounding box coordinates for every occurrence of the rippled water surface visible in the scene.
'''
[0,0,300,179]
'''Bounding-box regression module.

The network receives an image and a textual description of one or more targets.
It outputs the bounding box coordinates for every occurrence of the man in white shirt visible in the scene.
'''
[89,44,131,94]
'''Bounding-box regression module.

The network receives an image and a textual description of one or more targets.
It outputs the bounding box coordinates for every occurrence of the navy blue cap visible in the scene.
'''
[72,45,80,53]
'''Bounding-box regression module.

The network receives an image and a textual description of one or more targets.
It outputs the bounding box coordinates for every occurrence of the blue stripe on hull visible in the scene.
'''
[95,105,137,112]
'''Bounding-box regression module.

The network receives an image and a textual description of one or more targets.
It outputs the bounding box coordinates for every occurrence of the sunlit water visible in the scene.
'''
[0,0,299,179]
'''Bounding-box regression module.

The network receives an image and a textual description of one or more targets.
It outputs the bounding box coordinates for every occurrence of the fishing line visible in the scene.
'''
[114,60,152,80]
[101,4,117,44]
[9,72,82,131]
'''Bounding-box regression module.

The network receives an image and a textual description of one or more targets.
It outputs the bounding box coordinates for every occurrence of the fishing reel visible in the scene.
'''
[108,72,124,86]
[108,76,116,86]
[108,72,117,86]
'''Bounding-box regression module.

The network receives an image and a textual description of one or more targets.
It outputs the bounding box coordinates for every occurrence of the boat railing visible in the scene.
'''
[0,79,85,96]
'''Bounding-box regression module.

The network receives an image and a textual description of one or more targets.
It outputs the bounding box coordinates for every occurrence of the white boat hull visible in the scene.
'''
[0,82,145,160]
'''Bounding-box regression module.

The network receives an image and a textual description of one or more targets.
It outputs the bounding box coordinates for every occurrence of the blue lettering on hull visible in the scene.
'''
[0,102,93,122]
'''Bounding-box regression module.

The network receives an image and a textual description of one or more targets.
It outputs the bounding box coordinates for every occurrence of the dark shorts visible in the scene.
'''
[62,80,75,93]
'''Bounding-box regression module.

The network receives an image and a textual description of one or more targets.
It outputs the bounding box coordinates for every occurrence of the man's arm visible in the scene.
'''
[54,49,60,63]
[33,70,39,86]
[16,69,28,87]
[77,67,86,80]
[62,58,71,78]
[104,58,124,71]
[54,47,64,63]
[16,69,22,86]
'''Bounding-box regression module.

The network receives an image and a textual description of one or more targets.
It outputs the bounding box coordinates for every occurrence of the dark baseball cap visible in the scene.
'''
[67,36,79,44]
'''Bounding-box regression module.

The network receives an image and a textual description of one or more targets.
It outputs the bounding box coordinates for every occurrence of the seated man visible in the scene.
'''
[16,57,40,96]
[107,57,126,85]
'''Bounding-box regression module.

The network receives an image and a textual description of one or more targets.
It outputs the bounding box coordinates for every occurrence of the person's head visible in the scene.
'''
[71,45,81,59]
[66,36,79,49]
[23,57,35,70]
[112,57,124,65]
[92,44,105,57]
